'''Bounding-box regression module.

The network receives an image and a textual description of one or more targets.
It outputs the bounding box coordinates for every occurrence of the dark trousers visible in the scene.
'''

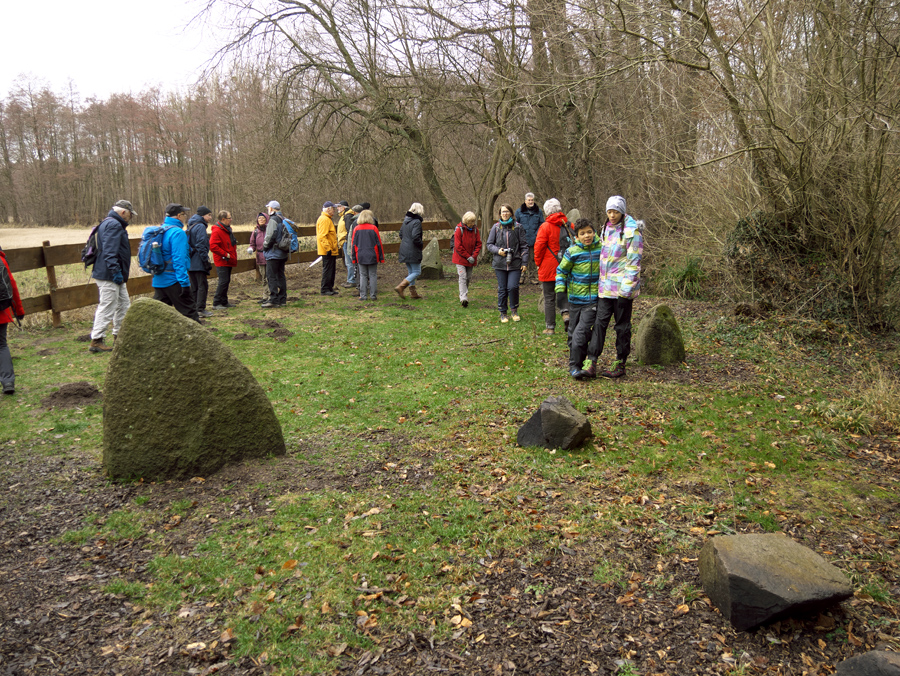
[321,254,337,293]
[188,270,208,312]
[213,266,232,306]
[154,284,200,322]
[587,297,634,363]
[567,303,597,370]
[494,268,521,314]
[266,258,287,304]
[0,323,14,389]
[541,281,569,329]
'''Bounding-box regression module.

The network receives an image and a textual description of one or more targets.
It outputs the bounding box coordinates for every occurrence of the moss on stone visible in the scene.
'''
[102,298,285,480]
[634,303,686,365]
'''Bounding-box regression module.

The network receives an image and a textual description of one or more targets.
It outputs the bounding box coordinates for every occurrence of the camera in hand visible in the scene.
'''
[505,249,513,264]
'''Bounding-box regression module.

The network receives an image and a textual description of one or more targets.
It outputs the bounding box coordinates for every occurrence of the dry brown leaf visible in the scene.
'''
[282,559,298,570]
[674,604,690,617]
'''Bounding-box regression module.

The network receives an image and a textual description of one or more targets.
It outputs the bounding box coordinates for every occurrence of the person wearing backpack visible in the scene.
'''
[534,198,574,335]
[150,204,199,321]
[88,199,137,353]
[261,200,288,308]
[210,210,238,309]
[515,192,545,285]
[0,244,25,394]
[337,203,359,288]
[451,211,482,308]
[187,206,213,318]
[317,201,341,296]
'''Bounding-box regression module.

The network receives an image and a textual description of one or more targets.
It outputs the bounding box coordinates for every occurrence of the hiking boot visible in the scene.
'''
[226,302,238,307]
[461,299,468,308]
[500,314,509,323]
[2,382,14,395]
[260,302,279,308]
[342,282,355,288]
[88,338,112,353]
[570,368,587,381]
[395,280,410,299]
[581,362,597,379]
[511,312,521,322]
[542,328,555,335]
[602,360,626,379]
[409,285,422,300]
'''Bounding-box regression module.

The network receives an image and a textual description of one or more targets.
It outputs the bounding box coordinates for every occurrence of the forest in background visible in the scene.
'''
[1,0,898,327]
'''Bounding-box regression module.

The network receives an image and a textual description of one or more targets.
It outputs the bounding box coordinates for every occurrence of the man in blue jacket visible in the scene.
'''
[515,192,544,285]
[89,199,137,353]
[151,204,199,322]
[187,206,213,317]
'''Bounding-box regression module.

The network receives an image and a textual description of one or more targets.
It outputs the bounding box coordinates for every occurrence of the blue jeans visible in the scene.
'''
[494,268,521,314]
[343,242,357,284]
[404,262,422,286]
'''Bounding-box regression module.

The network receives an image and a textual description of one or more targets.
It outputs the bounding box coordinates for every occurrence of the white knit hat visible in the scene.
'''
[543,198,562,215]
[606,195,626,215]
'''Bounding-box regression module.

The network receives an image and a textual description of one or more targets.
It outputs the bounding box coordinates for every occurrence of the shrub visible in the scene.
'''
[653,257,708,300]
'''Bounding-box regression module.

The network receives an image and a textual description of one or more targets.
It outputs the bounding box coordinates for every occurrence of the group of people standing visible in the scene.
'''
[448,192,643,379]
[87,201,240,352]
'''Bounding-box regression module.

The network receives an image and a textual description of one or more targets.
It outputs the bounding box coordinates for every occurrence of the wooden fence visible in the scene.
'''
[5,220,452,326]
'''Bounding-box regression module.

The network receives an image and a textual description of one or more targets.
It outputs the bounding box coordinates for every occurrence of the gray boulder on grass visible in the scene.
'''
[103,298,286,480]
[633,303,686,365]
[517,396,592,450]
[419,238,444,280]
[700,533,853,631]
[834,651,900,675]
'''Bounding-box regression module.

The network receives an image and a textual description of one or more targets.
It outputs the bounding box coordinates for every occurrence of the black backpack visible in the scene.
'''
[0,257,15,316]
[80,222,103,268]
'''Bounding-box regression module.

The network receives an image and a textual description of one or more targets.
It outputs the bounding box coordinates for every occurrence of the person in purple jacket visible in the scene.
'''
[247,212,269,302]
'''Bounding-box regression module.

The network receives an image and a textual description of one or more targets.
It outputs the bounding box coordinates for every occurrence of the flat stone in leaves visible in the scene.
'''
[633,303,686,365]
[699,533,852,631]
[834,650,900,675]
[517,396,592,450]
[419,238,444,280]
[102,298,286,480]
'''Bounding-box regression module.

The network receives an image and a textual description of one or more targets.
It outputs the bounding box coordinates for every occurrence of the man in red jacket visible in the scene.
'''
[210,210,238,310]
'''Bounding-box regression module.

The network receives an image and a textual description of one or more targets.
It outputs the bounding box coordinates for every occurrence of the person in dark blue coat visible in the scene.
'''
[187,206,213,317]
[515,192,544,284]
[89,199,137,353]
[394,203,425,300]
[150,204,199,322]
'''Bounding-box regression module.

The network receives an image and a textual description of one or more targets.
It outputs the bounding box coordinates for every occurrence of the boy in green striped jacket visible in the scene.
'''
[555,219,602,380]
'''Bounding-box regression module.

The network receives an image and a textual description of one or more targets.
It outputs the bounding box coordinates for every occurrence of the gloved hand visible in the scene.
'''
[113,272,124,285]
[247,247,254,254]
[15,314,24,322]
[467,256,475,264]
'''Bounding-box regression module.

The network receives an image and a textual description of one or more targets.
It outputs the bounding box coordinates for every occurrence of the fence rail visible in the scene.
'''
[6,220,452,326]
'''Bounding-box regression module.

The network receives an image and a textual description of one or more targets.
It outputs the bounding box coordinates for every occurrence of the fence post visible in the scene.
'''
[41,240,62,329]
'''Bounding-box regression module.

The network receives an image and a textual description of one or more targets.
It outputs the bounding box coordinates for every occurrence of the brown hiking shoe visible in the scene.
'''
[394,279,409,299]
[409,285,422,300]
[89,338,112,353]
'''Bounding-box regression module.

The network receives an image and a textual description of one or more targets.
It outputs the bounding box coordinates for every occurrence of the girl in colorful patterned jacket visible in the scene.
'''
[580,195,644,379]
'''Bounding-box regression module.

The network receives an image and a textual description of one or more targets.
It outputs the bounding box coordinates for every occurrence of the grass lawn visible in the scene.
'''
[1,258,899,675]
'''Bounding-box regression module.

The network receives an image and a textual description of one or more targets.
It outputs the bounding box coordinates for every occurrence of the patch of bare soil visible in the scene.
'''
[243,319,283,329]
[40,381,102,409]
[233,333,257,341]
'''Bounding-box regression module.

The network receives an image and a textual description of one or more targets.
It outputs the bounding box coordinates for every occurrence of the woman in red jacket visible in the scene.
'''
[210,210,238,310]
[0,245,25,394]
[533,198,574,334]
[451,211,482,308]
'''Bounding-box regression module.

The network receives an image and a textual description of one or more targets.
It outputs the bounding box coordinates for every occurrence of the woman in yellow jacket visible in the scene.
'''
[317,201,341,295]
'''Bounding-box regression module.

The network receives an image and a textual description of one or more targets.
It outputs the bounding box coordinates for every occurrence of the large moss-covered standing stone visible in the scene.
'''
[103,298,286,480]
[419,238,444,280]
[633,304,686,365]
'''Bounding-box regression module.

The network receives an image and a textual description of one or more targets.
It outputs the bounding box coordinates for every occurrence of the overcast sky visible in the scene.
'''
[0,0,225,101]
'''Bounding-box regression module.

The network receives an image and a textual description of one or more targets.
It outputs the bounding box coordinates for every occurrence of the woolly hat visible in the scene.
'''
[165,203,187,217]
[543,198,562,215]
[606,195,626,215]
[196,206,212,217]
[360,202,371,210]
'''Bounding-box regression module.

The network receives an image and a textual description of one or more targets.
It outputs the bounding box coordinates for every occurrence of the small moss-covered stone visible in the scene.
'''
[103,298,285,480]
[634,304,686,365]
